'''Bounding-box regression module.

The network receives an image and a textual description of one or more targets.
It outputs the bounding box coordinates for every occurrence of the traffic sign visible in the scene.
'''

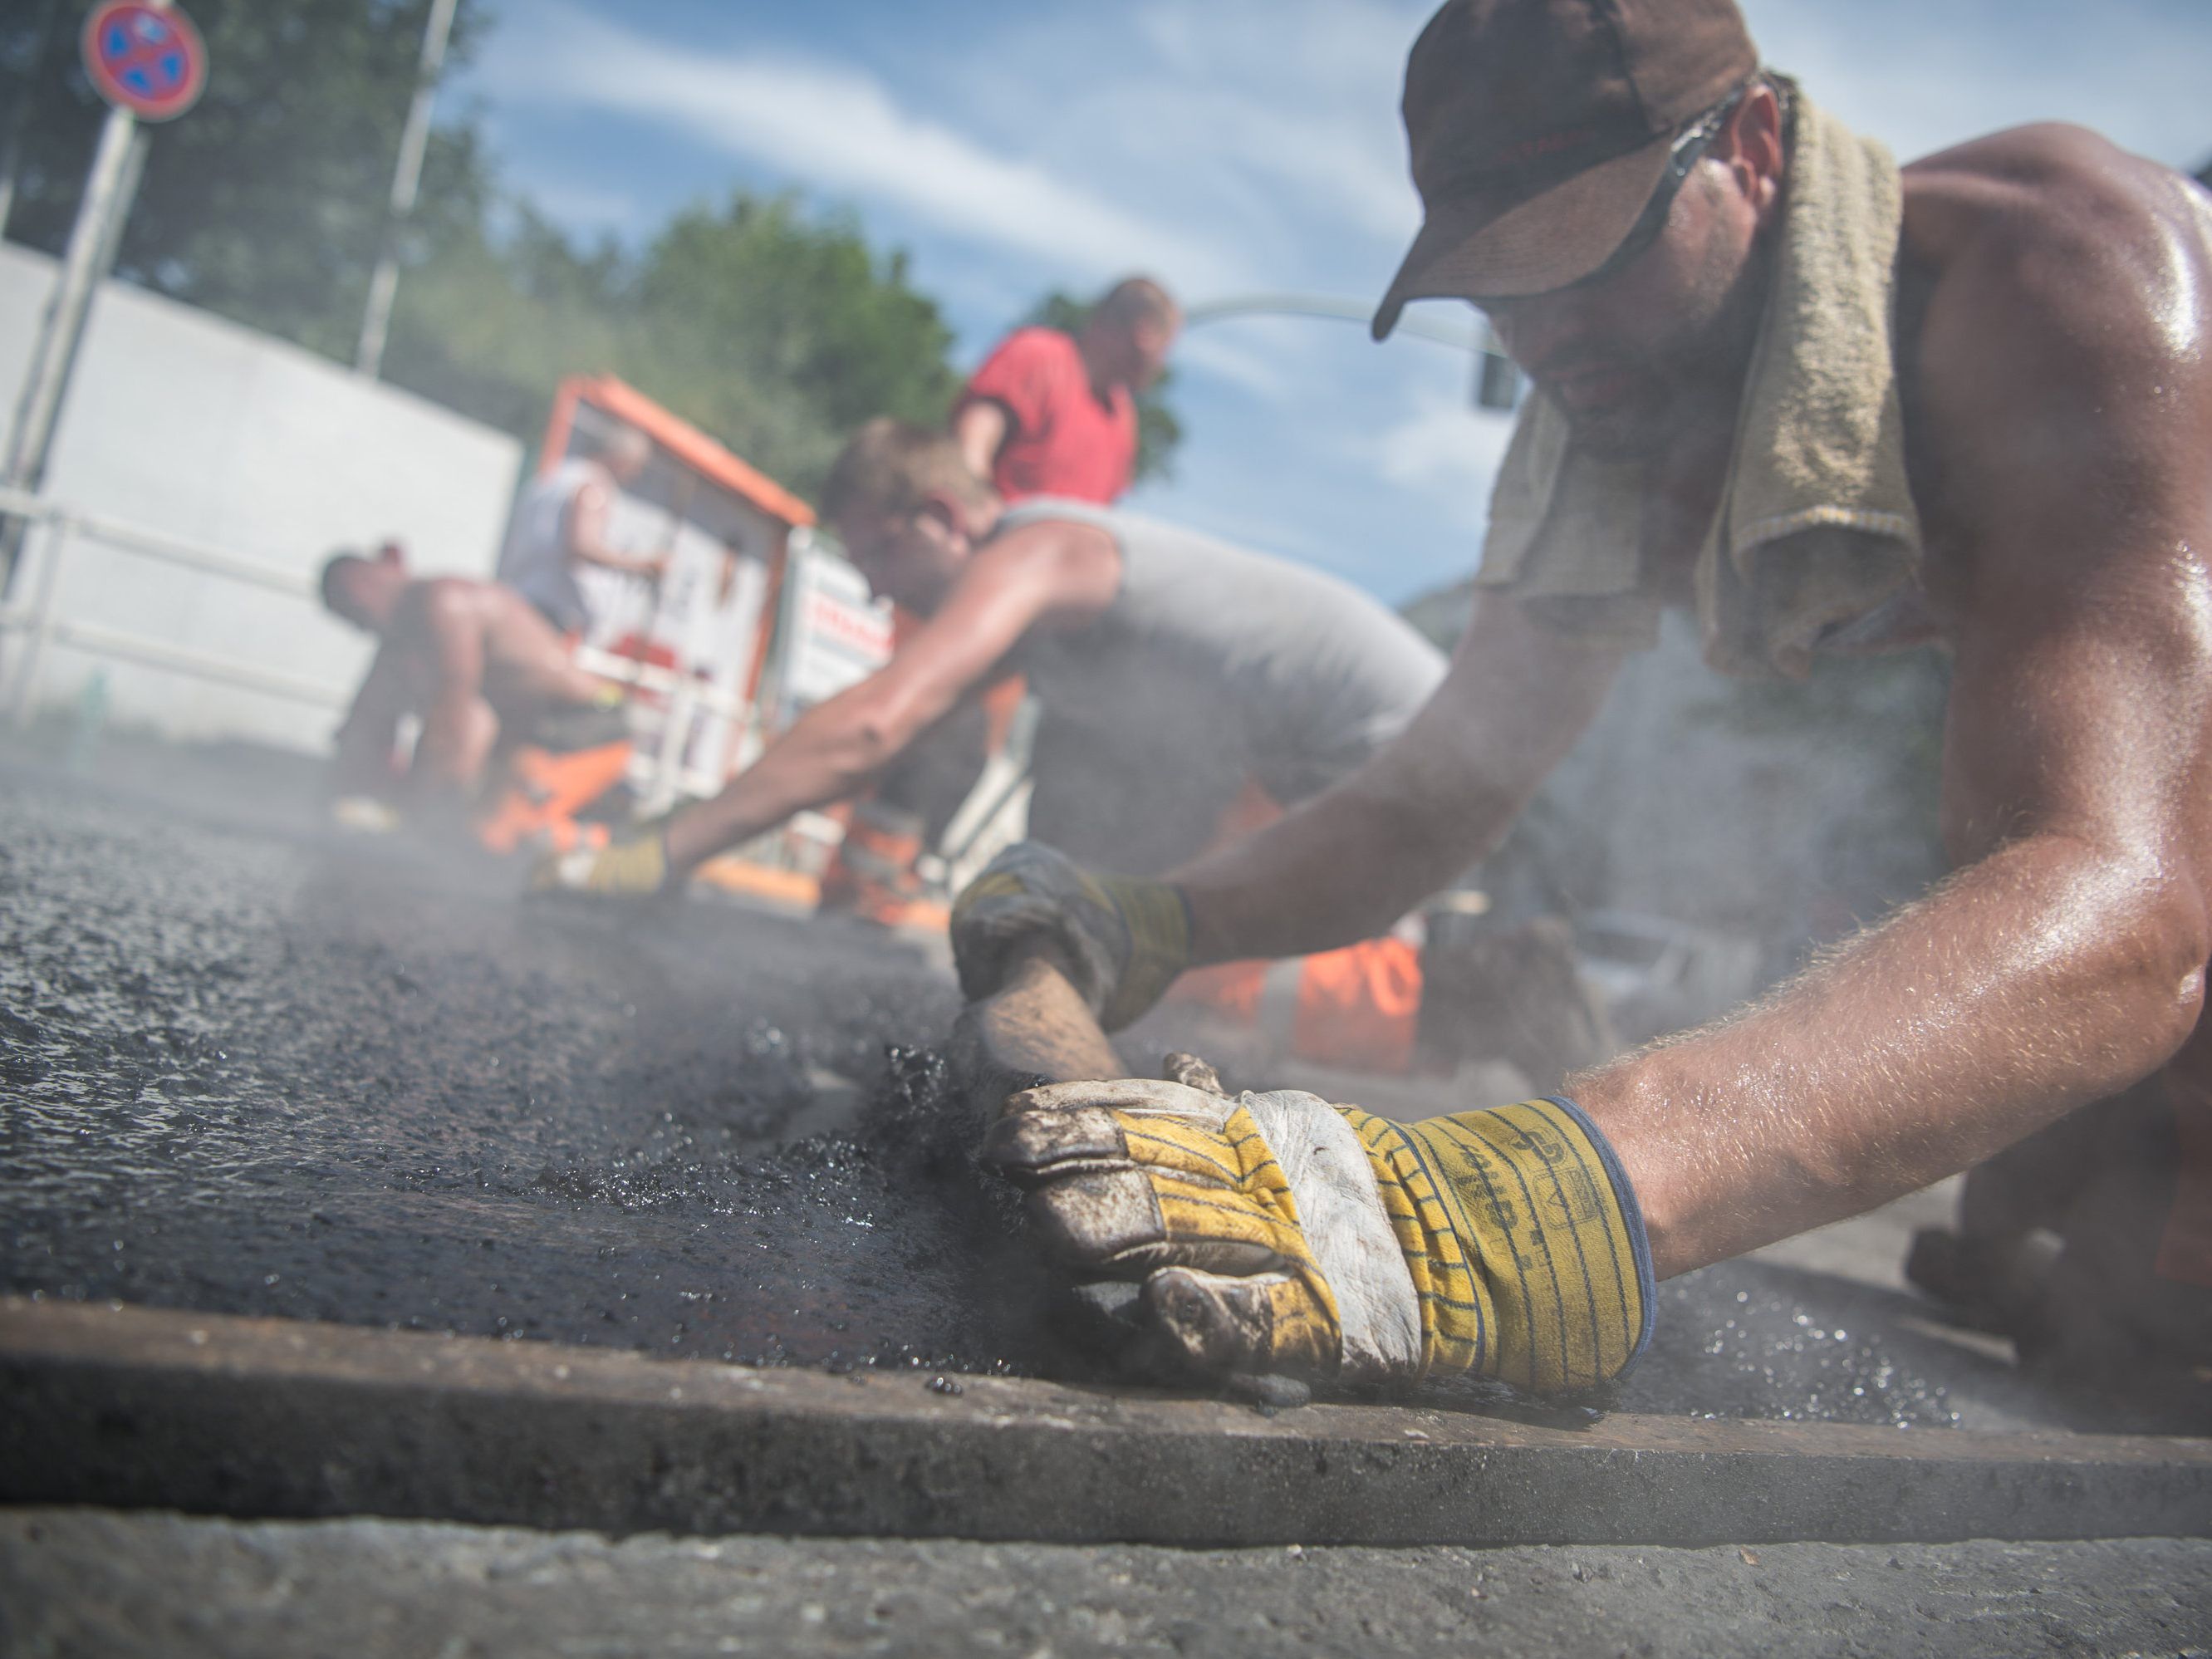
[81,2,206,124]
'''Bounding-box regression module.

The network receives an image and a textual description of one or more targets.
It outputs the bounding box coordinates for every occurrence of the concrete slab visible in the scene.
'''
[5,1298,2209,1549]
[7,1509,2212,1659]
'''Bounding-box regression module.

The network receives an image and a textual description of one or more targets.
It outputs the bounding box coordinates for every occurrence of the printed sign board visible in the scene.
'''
[82,1,206,123]
[775,543,894,723]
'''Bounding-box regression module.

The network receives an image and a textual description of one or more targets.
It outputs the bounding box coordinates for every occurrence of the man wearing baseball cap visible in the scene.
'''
[954,0,2212,1405]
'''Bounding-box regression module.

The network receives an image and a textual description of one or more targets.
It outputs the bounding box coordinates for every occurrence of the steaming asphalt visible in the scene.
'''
[0,739,2144,1431]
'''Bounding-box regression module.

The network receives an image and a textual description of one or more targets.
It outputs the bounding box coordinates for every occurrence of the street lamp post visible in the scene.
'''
[355,0,459,380]
[1181,293,1521,411]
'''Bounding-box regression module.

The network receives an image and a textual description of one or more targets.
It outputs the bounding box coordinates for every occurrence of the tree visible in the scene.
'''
[1,0,496,361]
[1018,291,1184,485]
[0,2,1048,505]
[383,193,962,499]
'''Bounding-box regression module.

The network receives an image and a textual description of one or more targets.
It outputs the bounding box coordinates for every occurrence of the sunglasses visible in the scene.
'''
[1482,85,1751,305]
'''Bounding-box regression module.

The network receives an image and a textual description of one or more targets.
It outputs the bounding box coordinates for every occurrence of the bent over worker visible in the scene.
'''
[826,277,1186,920]
[535,420,1444,940]
[952,0,2212,1401]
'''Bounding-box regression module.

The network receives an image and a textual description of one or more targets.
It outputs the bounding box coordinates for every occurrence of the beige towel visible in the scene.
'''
[1474,91,1921,679]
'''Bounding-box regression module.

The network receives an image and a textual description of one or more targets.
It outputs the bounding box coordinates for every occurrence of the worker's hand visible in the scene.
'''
[987,1077,1652,1393]
[529,825,670,896]
[951,842,1189,1031]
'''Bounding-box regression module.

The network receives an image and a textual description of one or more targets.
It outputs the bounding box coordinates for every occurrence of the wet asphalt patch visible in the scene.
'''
[0,748,2106,1429]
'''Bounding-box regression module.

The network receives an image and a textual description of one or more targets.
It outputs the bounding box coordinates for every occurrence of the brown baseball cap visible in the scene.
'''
[1372,0,1758,337]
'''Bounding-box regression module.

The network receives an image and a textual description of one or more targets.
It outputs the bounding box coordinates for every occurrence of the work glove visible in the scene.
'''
[951,842,1190,1031]
[987,1072,1653,1393]
[529,823,669,896]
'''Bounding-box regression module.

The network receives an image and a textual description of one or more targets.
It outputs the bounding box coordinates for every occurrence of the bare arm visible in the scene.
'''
[566,478,665,579]
[1175,590,1628,962]
[408,587,501,798]
[1577,179,2212,1278]
[662,523,1121,872]
[952,400,1010,484]
[329,646,409,794]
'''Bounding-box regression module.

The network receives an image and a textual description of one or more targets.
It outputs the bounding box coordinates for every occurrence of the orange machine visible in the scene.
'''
[511,377,909,910]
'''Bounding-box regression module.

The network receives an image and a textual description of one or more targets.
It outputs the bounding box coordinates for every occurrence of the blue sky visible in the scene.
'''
[452,0,2212,606]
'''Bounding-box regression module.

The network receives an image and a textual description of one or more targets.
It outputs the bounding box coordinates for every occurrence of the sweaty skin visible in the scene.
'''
[333,577,612,811]
[1170,101,2212,1280]
[658,508,1123,874]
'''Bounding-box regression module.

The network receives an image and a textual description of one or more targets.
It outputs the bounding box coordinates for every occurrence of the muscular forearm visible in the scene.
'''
[662,698,899,872]
[1577,834,2209,1279]
[1175,756,1516,964]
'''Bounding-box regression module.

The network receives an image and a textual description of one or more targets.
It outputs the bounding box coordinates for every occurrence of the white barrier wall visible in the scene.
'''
[0,240,522,752]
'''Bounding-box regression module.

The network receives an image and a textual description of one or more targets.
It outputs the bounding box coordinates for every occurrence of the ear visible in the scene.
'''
[1719,83,1786,219]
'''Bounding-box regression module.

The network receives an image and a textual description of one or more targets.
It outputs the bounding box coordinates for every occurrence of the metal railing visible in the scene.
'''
[0,484,351,722]
[0,487,748,817]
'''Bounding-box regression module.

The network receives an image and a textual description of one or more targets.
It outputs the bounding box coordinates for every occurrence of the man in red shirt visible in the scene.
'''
[952,277,1179,505]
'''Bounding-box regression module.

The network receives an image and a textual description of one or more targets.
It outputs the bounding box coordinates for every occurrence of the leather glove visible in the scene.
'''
[987,1075,1653,1393]
[952,842,1190,1031]
[530,825,669,896]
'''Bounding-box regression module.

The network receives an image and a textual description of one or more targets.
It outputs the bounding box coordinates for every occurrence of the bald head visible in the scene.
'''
[1081,275,1180,392]
[319,543,409,632]
[593,425,652,483]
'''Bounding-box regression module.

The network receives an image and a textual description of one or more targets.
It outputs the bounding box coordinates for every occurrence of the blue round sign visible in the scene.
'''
[82,2,207,123]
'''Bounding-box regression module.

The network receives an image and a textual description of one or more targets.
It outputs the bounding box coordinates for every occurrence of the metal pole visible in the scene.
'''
[0,0,68,238]
[1182,292,1520,409]
[356,0,459,380]
[0,101,141,597]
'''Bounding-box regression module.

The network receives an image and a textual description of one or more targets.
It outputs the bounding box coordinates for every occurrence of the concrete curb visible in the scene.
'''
[4,1298,2208,1547]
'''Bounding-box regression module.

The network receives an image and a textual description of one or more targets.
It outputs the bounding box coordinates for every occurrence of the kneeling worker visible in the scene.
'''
[536,420,1449,1038]
[321,543,630,847]
[953,0,2212,1406]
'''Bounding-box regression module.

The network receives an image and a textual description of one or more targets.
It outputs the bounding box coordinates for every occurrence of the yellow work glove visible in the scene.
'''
[951,842,1190,1031]
[529,825,670,896]
[986,1077,1652,1392]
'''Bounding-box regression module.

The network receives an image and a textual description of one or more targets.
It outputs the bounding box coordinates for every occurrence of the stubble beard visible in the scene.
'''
[1563,223,1775,466]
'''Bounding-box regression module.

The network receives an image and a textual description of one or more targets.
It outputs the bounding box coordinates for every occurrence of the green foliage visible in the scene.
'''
[385,194,961,498]
[1,0,495,360]
[1020,290,1184,485]
[0,3,1170,504]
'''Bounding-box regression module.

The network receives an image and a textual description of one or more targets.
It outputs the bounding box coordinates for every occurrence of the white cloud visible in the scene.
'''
[1374,384,1517,531]
[479,3,1246,293]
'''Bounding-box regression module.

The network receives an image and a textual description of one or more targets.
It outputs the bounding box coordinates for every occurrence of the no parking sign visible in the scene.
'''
[81,1,206,124]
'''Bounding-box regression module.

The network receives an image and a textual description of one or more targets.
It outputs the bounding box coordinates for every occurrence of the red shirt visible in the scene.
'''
[956,327,1136,503]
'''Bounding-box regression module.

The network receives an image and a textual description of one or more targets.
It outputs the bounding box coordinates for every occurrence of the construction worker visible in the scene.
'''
[534,420,1446,948]
[495,424,667,641]
[952,277,1180,506]
[953,0,2212,1403]
[826,278,1183,925]
[321,543,630,847]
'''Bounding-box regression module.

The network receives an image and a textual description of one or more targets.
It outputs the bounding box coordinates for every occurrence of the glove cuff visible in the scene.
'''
[1351,1096,1654,1392]
[1095,875,1193,1030]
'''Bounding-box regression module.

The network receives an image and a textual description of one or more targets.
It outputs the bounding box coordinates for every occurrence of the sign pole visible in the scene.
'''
[0,100,141,596]
[0,0,196,599]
